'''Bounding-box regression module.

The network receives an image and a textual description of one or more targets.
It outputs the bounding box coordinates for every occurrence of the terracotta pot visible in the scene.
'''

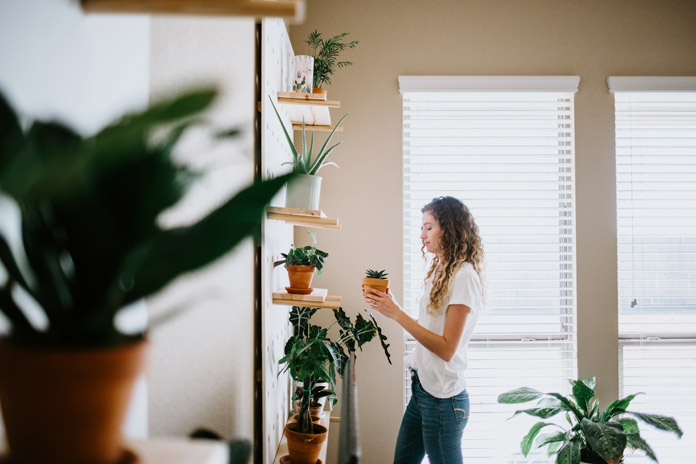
[0,339,147,464]
[285,423,328,464]
[362,277,389,295]
[311,87,328,95]
[287,265,316,293]
[294,399,324,418]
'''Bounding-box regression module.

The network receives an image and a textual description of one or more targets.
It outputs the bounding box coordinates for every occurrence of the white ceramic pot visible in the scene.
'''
[293,55,314,93]
[286,174,322,211]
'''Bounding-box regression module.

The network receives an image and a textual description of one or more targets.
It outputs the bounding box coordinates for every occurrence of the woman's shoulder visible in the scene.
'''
[453,262,481,287]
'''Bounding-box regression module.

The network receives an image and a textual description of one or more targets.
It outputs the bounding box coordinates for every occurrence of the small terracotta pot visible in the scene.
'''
[0,339,147,464]
[362,277,389,295]
[312,87,328,95]
[285,423,328,464]
[294,400,324,417]
[287,265,316,293]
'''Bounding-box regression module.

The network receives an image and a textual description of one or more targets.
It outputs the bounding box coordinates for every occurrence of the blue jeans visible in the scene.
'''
[393,371,470,464]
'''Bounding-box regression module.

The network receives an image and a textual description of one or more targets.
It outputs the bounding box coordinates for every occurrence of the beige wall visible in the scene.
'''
[290,1,696,462]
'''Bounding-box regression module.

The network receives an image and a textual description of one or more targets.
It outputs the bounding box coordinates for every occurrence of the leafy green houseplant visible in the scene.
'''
[498,378,683,464]
[274,231,328,294]
[305,30,358,92]
[269,95,347,211]
[279,305,390,456]
[0,88,291,464]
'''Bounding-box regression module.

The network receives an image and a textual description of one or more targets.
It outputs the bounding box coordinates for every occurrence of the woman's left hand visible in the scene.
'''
[363,286,403,322]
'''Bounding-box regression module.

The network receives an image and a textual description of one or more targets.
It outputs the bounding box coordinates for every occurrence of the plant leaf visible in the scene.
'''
[497,387,545,404]
[626,432,657,462]
[556,438,581,464]
[117,173,294,313]
[521,422,553,456]
[581,418,626,462]
[626,411,683,438]
[511,407,565,420]
[571,378,595,415]
[604,392,643,420]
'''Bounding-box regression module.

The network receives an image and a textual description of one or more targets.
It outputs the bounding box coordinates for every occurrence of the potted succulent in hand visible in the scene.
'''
[0,88,292,464]
[274,231,328,294]
[269,96,347,211]
[305,30,358,95]
[362,269,390,301]
[279,305,391,464]
[498,377,683,464]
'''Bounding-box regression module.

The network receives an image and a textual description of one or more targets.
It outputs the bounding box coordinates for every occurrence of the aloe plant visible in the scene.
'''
[0,88,293,347]
[269,96,347,175]
[365,269,389,279]
[498,378,682,464]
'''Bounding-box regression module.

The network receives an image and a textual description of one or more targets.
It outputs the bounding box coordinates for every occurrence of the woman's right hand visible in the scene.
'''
[363,286,403,322]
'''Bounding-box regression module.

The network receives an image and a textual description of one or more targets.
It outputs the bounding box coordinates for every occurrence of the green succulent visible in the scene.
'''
[0,88,292,347]
[498,378,683,464]
[365,269,389,279]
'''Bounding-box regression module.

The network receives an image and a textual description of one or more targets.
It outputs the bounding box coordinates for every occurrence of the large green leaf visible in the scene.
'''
[497,387,545,404]
[113,173,294,314]
[521,422,554,456]
[581,418,626,461]
[626,433,657,462]
[604,392,643,420]
[511,407,565,420]
[571,378,596,415]
[0,92,25,177]
[627,411,683,438]
[227,439,252,464]
[556,438,581,464]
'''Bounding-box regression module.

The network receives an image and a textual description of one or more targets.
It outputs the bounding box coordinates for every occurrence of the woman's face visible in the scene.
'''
[420,211,443,256]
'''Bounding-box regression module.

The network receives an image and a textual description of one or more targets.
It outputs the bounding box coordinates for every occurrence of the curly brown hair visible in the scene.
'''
[421,196,485,316]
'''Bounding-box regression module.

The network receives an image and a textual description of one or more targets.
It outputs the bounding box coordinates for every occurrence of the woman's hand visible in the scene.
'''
[363,286,404,322]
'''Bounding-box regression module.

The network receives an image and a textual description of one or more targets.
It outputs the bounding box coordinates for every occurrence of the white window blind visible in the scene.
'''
[400,77,578,464]
[611,83,696,464]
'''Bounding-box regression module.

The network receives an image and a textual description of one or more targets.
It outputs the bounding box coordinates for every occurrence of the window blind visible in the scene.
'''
[612,86,696,464]
[400,78,578,463]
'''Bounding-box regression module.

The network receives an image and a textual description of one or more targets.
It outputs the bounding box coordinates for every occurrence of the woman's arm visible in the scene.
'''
[364,287,471,362]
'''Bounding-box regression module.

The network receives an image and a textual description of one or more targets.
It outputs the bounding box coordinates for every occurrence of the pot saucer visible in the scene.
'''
[279,456,322,464]
[285,286,313,295]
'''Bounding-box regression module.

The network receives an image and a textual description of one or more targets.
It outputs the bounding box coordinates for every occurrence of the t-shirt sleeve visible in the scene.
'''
[448,266,481,313]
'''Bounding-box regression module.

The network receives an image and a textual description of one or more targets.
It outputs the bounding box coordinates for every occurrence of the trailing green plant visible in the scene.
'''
[0,88,293,348]
[274,230,328,274]
[497,378,683,464]
[280,305,391,434]
[365,269,389,280]
[305,30,358,90]
[269,96,347,175]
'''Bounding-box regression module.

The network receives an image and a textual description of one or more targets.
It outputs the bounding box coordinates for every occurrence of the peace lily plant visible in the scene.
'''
[498,378,683,464]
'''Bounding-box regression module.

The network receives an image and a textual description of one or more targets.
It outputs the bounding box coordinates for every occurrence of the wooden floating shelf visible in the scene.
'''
[273,294,342,309]
[267,206,341,230]
[272,288,328,303]
[291,124,343,132]
[81,0,306,21]
[276,94,340,127]
[277,91,327,101]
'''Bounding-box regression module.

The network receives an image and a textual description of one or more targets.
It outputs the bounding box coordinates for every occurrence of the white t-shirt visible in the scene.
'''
[405,262,481,399]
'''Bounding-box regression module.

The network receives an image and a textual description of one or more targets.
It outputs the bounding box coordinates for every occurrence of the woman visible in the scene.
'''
[364,196,484,464]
